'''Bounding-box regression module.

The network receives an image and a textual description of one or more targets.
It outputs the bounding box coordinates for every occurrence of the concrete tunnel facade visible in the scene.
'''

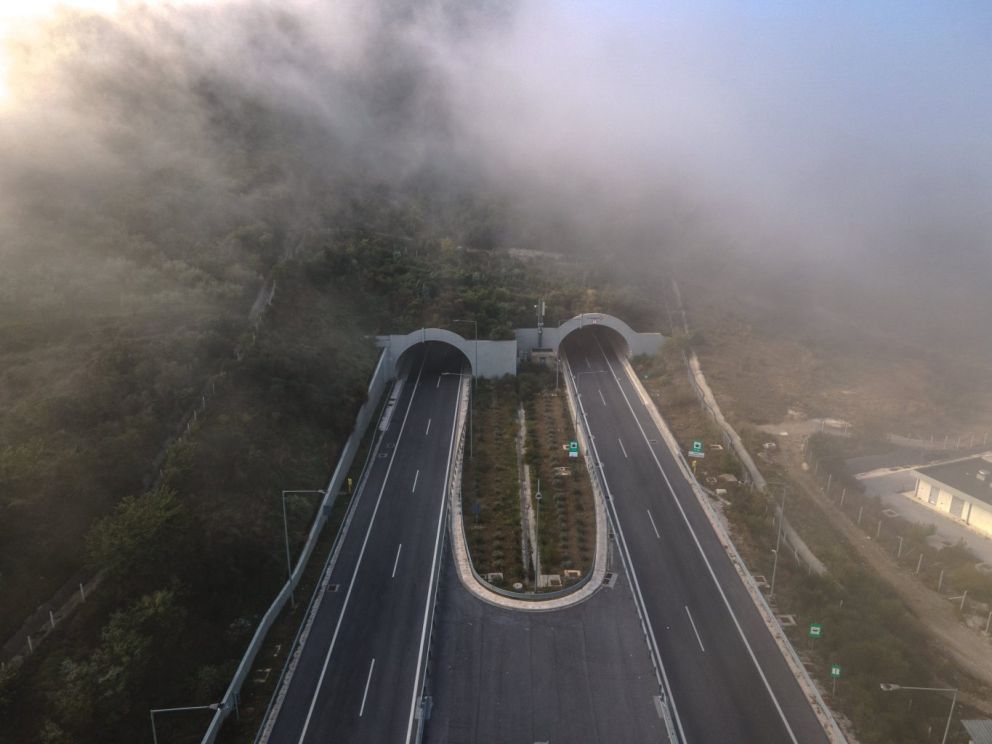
[376,313,665,379]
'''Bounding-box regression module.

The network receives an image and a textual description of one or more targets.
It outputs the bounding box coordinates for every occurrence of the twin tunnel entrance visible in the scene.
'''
[382,313,659,380]
[395,325,627,380]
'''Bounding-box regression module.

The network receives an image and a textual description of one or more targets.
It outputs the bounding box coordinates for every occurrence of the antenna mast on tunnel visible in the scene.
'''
[536,298,546,347]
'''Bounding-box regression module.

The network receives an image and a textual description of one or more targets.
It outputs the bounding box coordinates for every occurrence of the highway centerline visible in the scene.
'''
[403,367,464,743]
[295,351,427,744]
[359,659,375,717]
[618,436,628,459]
[392,543,403,579]
[590,334,800,744]
[684,606,706,652]
[646,509,660,539]
[425,418,431,436]
[412,469,420,493]
[564,353,687,743]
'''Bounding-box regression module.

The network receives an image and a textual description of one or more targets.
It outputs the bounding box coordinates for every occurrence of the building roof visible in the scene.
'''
[963,719,992,744]
[916,455,992,507]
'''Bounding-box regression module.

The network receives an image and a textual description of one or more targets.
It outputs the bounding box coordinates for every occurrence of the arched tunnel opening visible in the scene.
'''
[559,324,630,368]
[394,340,473,382]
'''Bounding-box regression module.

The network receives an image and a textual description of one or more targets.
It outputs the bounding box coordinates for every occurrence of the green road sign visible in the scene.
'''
[568,440,579,459]
[692,440,704,453]
[830,664,841,678]
[809,623,823,639]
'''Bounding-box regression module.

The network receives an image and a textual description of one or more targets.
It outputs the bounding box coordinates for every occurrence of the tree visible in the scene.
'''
[50,588,187,735]
[87,486,190,588]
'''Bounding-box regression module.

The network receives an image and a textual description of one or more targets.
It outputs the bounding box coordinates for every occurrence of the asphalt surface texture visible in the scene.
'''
[423,553,668,744]
[266,330,829,744]
[561,327,829,744]
[266,342,463,744]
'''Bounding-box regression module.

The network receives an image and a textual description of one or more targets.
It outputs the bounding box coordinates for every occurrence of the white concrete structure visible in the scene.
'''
[377,313,665,380]
[912,455,992,539]
[376,328,517,379]
[515,312,665,361]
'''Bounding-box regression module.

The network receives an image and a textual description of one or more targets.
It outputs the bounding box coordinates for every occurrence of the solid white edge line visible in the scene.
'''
[684,606,706,653]
[403,368,463,743]
[392,543,403,579]
[296,352,428,743]
[618,436,628,459]
[258,375,396,744]
[647,509,661,539]
[565,352,687,744]
[592,335,800,744]
[412,469,420,493]
[359,658,375,717]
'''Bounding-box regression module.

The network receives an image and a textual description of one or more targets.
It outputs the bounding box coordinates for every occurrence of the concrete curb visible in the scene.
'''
[447,376,608,612]
[685,352,827,577]
[620,355,847,744]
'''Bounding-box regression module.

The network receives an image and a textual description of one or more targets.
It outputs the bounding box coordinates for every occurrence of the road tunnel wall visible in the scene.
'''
[377,329,517,379]
[516,312,665,362]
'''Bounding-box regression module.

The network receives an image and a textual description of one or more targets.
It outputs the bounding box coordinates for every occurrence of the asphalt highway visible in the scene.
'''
[563,328,829,744]
[266,342,464,744]
[424,552,668,744]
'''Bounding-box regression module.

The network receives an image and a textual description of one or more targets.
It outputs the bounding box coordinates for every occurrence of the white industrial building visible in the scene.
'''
[912,455,992,538]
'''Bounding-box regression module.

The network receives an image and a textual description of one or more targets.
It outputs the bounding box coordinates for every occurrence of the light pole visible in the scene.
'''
[281,489,325,606]
[535,480,542,588]
[453,319,477,460]
[879,683,958,744]
[150,703,224,744]
[769,484,787,598]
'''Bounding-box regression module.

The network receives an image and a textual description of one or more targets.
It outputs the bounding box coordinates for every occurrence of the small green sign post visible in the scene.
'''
[809,622,822,652]
[692,440,704,454]
[688,440,706,459]
[830,663,841,695]
[568,440,579,459]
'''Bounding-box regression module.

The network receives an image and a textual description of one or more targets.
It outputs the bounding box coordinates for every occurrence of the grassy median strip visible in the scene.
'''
[463,378,526,587]
[520,365,596,583]
[462,365,596,592]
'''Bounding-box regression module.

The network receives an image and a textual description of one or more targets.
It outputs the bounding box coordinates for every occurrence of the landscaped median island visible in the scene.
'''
[462,364,595,593]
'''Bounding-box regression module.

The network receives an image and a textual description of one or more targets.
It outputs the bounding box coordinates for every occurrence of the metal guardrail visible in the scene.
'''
[200,351,390,744]
[412,372,471,743]
[621,353,846,743]
[561,351,680,743]
[252,383,394,743]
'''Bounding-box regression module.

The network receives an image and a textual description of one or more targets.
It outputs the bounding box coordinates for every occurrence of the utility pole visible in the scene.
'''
[151,703,224,744]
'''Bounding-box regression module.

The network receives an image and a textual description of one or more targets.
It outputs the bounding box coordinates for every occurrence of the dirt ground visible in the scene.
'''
[685,296,992,439]
[776,430,992,713]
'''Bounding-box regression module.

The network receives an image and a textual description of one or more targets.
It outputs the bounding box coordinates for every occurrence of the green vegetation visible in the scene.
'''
[806,433,992,606]
[462,363,596,590]
[520,364,595,579]
[1,196,660,742]
[463,378,526,587]
[638,348,975,744]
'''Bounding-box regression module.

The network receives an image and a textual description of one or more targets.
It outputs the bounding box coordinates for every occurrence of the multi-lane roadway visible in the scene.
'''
[561,327,829,743]
[265,342,463,744]
[264,330,831,743]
